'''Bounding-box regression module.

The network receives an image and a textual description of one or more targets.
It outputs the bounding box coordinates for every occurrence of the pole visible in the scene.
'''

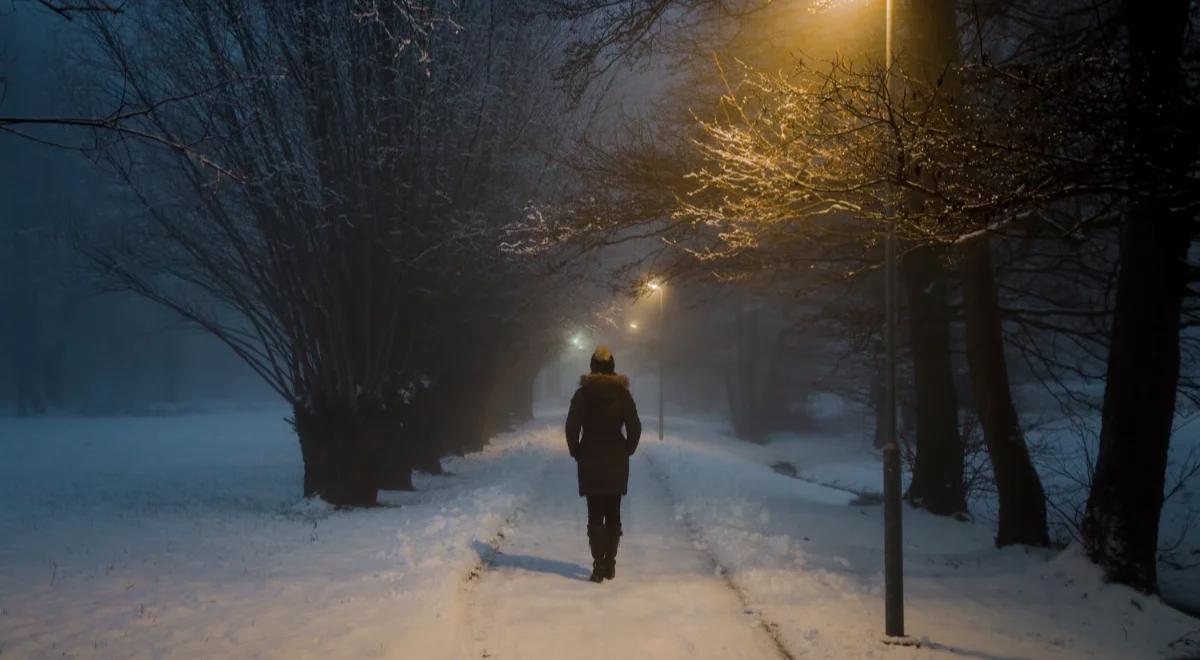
[881,0,905,641]
[658,286,665,440]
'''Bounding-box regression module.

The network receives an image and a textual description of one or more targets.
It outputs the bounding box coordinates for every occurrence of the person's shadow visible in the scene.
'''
[471,541,591,581]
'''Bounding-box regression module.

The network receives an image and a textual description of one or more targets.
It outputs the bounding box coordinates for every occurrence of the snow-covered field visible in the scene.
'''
[0,411,549,658]
[1,410,1197,659]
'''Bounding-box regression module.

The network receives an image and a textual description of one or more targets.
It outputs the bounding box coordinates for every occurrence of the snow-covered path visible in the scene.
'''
[467,451,787,660]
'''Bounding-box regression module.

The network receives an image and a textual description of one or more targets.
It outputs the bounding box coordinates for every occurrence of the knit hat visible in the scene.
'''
[590,346,615,374]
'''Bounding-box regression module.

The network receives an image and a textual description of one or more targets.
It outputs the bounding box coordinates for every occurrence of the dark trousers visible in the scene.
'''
[586,494,622,527]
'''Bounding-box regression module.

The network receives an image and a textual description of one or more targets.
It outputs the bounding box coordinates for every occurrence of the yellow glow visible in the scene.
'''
[629,322,639,330]
[808,0,873,13]
[647,281,661,291]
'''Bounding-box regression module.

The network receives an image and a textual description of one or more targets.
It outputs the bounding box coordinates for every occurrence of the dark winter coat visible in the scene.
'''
[565,373,642,496]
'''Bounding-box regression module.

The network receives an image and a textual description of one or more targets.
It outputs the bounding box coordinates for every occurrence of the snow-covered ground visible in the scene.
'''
[1,410,1197,658]
[641,421,1200,659]
[0,411,549,658]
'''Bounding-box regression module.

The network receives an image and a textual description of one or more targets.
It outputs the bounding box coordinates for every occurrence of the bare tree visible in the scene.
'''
[82,0,578,505]
[1082,0,1199,594]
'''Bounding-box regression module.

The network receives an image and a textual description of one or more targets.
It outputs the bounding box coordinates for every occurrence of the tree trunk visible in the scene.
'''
[404,387,445,478]
[378,456,416,490]
[1083,215,1186,590]
[437,374,489,456]
[960,238,1049,547]
[377,417,416,491]
[729,307,768,442]
[890,0,966,516]
[480,354,515,436]
[435,377,478,457]
[902,245,966,516]
[414,448,446,476]
[494,357,539,427]
[1081,0,1192,595]
[293,404,382,506]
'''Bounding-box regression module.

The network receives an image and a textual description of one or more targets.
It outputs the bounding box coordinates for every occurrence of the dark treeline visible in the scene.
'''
[3,1,592,507]
[80,0,588,506]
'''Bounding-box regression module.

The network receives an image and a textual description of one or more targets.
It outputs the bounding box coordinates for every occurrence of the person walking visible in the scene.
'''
[565,346,642,583]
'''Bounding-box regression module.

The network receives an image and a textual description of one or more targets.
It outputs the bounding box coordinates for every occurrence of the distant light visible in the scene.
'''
[647,281,661,291]
[629,322,639,330]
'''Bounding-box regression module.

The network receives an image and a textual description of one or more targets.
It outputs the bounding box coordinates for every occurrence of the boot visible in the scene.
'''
[587,524,606,583]
[603,523,622,580]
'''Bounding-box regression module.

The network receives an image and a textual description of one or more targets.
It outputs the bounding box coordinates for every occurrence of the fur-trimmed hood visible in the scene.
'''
[580,372,630,389]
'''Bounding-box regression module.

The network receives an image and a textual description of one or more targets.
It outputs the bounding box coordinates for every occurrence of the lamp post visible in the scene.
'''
[879,0,907,643]
[648,281,665,440]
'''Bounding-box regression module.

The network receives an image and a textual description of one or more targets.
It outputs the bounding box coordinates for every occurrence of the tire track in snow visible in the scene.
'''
[642,451,797,660]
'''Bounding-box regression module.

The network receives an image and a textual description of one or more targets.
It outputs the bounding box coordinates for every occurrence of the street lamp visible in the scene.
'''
[879,0,909,645]
[647,281,665,440]
[824,0,904,642]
